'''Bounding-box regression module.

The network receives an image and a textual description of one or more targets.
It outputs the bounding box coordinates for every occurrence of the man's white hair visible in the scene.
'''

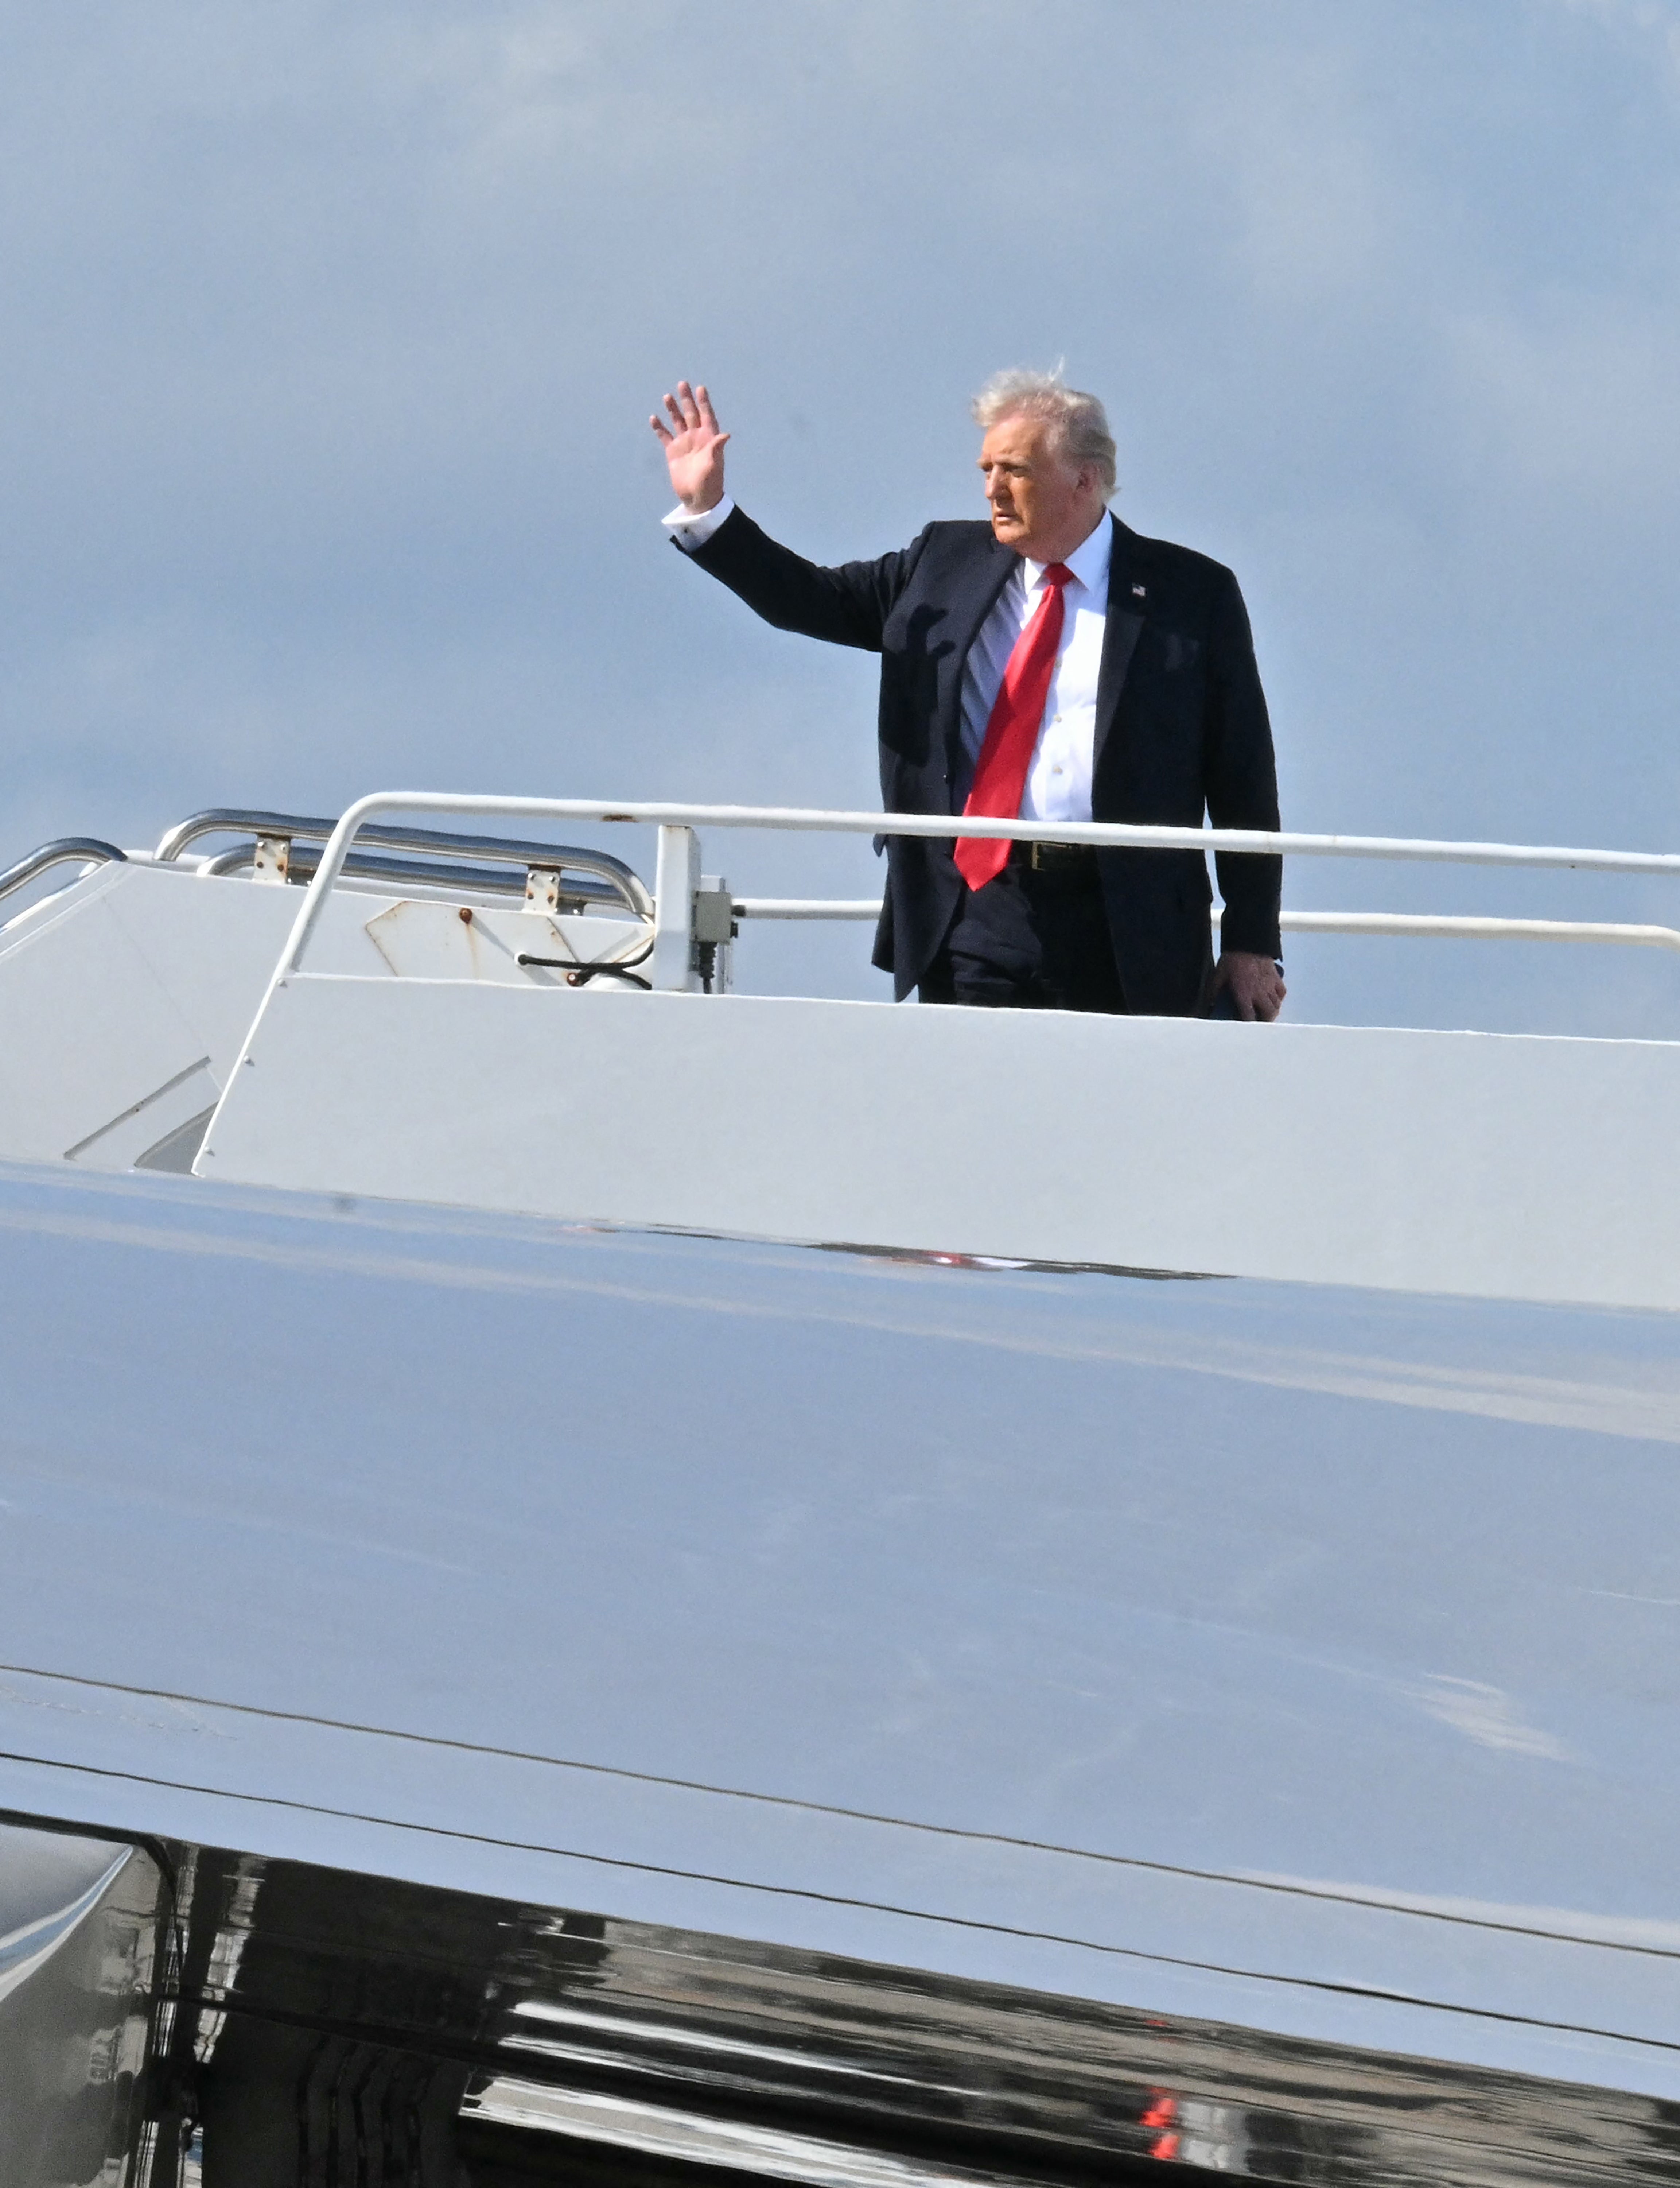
[971,366,1118,496]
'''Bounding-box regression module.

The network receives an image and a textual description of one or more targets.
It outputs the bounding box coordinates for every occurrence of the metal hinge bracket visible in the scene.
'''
[252,833,291,884]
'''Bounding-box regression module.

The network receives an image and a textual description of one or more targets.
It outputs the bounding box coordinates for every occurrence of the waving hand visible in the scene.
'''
[651,381,730,514]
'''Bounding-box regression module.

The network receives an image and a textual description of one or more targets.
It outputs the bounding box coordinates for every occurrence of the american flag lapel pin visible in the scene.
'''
[1131,582,1146,598]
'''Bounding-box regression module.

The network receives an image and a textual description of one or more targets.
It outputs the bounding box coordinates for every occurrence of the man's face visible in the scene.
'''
[978,414,1097,560]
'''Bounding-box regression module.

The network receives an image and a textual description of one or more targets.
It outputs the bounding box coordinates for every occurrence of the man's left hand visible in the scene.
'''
[1215,951,1286,1021]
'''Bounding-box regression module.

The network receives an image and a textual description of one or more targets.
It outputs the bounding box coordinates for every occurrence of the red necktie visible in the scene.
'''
[954,563,1074,891]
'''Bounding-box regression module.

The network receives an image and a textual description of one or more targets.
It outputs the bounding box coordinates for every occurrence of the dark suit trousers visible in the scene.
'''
[918,847,1128,1013]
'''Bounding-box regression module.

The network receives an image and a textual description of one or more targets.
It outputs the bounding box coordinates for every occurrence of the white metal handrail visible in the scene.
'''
[258,792,1680,1010]
[735,899,884,920]
[1276,911,1680,953]
[732,899,1680,957]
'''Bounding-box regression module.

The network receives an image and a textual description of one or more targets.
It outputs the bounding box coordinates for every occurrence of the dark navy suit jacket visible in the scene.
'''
[685,506,1282,1014]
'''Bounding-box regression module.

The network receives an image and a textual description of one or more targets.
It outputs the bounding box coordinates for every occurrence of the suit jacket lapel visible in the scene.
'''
[938,535,1019,799]
[1093,514,1146,779]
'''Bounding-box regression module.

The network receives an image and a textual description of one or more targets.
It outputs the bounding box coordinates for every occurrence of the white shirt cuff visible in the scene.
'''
[662,494,735,550]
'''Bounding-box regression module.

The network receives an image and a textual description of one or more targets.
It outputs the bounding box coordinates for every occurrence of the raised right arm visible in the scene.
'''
[684,506,928,653]
[652,380,926,653]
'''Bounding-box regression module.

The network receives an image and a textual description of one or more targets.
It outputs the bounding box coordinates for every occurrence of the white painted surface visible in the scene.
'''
[652,822,701,991]
[362,899,650,984]
[65,1058,221,1171]
[0,870,213,1163]
[198,975,1680,1308]
[0,861,650,1167]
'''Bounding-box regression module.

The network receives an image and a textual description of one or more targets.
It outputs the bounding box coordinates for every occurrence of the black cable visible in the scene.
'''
[516,956,652,990]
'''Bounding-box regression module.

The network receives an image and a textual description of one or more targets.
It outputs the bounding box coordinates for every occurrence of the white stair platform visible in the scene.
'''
[197,974,1680,1310]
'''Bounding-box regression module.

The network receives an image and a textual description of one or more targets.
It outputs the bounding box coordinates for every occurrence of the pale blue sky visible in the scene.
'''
[3,0,1679,1031]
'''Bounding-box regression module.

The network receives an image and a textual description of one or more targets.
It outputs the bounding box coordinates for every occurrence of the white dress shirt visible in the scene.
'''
[665,499,1112,823]
[664,496,737,548]
[958,517,1110,823]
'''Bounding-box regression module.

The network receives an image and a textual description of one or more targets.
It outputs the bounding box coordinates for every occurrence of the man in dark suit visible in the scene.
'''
[651,372,1284,1021]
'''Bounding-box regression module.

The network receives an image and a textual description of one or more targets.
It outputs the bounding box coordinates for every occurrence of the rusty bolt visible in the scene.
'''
[458,906,473,924]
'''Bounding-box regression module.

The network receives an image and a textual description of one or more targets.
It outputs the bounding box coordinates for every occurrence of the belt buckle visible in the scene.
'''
[1030,839,1076,872]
